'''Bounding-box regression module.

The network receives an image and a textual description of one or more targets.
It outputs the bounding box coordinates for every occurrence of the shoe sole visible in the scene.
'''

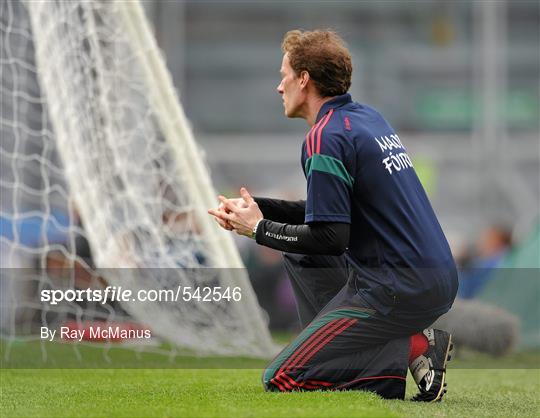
[431,334,453,402]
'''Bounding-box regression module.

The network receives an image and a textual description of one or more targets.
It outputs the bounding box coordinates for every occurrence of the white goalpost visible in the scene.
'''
[1,0,276,357]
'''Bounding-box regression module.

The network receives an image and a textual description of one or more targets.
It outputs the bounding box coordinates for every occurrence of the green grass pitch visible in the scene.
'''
[1,340,539,418]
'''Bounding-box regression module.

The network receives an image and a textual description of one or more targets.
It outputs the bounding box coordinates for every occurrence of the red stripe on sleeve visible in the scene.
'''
[306,115,326,157]
[315,108,334,155]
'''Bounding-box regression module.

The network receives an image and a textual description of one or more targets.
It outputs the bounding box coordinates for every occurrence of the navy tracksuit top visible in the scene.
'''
[301,93,458,316]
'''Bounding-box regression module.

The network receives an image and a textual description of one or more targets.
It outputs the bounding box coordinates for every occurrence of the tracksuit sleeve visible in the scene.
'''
[255,219,349,255]
[303,126,355,224]
[254,197,306,224]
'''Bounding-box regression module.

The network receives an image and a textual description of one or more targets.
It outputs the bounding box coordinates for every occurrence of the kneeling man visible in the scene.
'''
[209,29,458,402]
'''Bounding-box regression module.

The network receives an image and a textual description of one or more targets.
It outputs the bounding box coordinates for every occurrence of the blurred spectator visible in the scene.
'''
[457,225,513,299]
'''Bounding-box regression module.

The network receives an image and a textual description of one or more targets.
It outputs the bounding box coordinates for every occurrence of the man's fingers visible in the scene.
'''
[240,187,255,205]
[218,196,240,213]
[210,211,232,229]
[217,202,228,213]
[214,217,233,231]
[218,201,235,213]
[208,208,234,221]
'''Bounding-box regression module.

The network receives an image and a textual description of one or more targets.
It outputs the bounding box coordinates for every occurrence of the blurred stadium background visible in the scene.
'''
[1,0,539,352]
[144,1,539,342]
[150,0,539,237]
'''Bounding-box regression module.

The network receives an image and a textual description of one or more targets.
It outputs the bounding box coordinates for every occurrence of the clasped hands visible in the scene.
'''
[208,187,263,238]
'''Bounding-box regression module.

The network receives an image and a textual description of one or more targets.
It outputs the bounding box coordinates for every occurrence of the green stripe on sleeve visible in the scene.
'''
[305,154,354,188]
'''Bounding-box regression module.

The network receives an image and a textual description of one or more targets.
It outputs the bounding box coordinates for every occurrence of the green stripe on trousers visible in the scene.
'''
[263,308,371,385]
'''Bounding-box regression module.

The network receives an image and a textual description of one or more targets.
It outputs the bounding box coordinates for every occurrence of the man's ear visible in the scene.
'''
[299,70,310,89]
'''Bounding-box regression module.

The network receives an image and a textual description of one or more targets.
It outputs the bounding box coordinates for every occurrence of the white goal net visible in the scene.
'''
[1,0,275,358]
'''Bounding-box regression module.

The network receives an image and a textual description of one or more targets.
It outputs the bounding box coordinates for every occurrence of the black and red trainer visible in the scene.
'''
[410,329,453,402]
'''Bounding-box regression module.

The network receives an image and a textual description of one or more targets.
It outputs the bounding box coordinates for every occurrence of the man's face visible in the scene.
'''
[277,53,306,118]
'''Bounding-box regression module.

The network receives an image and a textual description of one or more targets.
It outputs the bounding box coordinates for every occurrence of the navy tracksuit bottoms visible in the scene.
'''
[262,253,442,399]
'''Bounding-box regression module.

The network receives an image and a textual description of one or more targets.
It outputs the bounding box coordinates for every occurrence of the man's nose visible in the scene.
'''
[277,82,284,94]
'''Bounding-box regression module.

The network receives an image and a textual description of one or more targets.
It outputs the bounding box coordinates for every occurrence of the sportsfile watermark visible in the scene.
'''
[37,282,241,345]
[0,267,538,369]
[40,285,243,305]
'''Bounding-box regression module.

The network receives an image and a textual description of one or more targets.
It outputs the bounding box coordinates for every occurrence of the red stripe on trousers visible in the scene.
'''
[276,371,326,391]
[281,318,349,374]
[315,109,334,154]
[277,372,301,390]
[273,319,357,391]
[306,379,334,387]
[272,317,359,391]
[275,373,335,391]
[274,374,406,392]
[273,373,292,391]
[271,319,346,391]
[271,378,286,392]
[293,318,357,371]
[286,318,350,372]
[277,319,344,375]
[352,375,406,382]
[282,373,322,391]
[335,375,407,391]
